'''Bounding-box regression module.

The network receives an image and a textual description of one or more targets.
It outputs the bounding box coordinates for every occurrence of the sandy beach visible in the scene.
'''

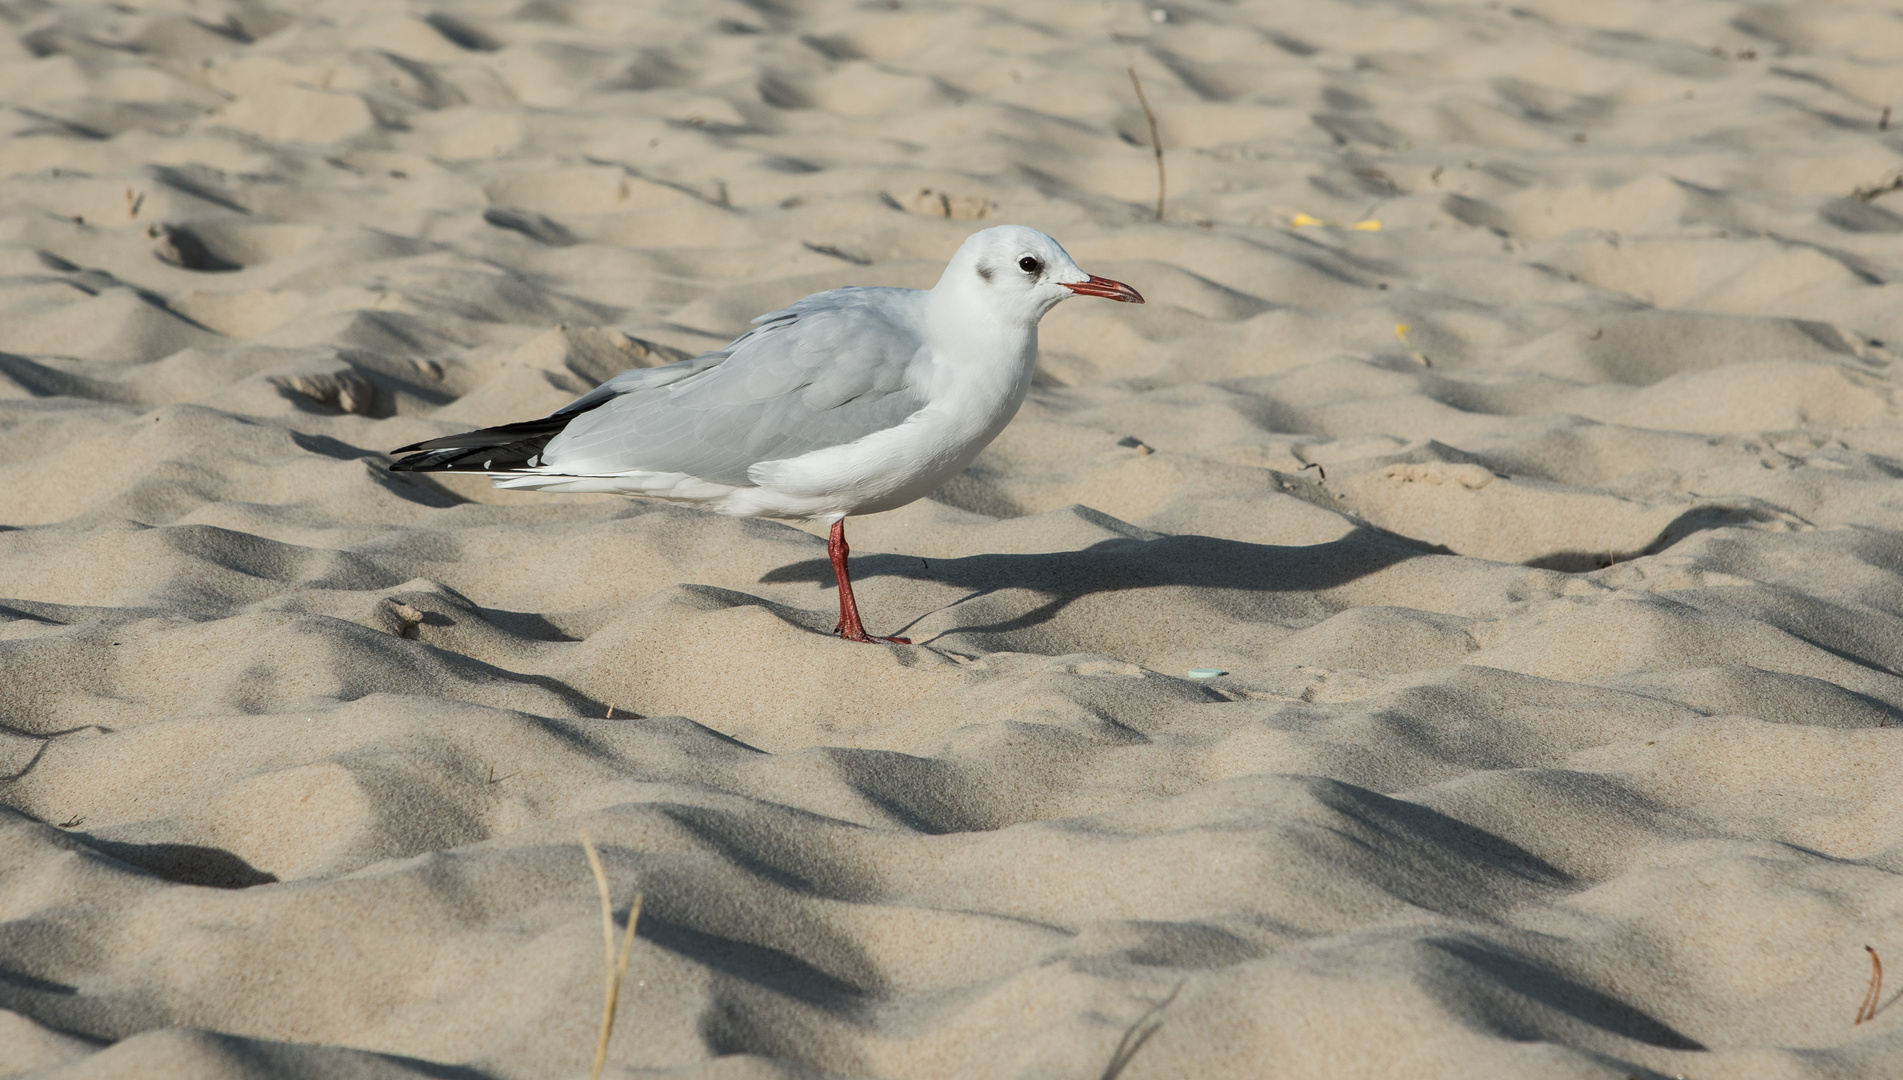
[3,0,1903,1076]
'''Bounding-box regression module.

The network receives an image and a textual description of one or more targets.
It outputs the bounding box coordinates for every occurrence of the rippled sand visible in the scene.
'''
[3,1,1903,1077]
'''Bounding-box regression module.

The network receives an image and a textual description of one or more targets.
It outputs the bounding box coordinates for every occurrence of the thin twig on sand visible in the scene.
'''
[581,828,643,1079]
[1852,173,1903,202]
[1127,65,1165,221]
[1100,980,1185,1079]
[1857,945,1884,1025]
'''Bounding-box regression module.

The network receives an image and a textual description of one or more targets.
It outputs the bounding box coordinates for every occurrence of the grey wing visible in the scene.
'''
[540,288,932,484]
[545,352,727,417]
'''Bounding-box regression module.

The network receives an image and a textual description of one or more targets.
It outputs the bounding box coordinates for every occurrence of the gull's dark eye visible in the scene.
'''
[1019,256,1042,274]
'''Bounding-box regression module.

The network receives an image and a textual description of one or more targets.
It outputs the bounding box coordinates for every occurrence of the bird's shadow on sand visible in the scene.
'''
[759,527,1429,642]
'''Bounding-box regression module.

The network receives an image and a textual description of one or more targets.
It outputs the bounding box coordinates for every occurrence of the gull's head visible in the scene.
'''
[935,224,1144,325]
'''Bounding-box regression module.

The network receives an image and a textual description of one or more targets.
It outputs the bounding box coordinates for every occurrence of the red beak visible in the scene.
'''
[1062,275,1145,304]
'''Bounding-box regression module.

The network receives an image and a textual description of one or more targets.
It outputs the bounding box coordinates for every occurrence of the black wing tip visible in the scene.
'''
[388,447,519,473]
[385,395,615,474]
[387,435,559,474]
[387,438,459,470]
[387,451,454,472]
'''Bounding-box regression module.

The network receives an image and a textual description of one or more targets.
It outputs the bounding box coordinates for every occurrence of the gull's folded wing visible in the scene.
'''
[386,354,726,472]
[537,287,932,484]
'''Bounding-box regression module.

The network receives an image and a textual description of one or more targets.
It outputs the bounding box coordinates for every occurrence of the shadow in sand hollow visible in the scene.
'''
[1430,936,1707,1050]
[760,528,1427,639]
[84,838,279,889]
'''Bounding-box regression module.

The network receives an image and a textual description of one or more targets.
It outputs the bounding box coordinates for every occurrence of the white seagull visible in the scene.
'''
[390,225,1143,643]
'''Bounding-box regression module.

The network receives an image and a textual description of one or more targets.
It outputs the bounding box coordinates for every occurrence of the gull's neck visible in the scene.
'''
[925,284,1040,369]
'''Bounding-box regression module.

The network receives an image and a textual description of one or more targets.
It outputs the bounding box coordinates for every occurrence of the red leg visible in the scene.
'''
[829,520,910,644]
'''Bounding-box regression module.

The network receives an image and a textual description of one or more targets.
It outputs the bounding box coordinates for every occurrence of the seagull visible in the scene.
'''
[389,225,1143,643]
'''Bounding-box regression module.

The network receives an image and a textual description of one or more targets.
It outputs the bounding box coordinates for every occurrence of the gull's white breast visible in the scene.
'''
[745,337,1038,519]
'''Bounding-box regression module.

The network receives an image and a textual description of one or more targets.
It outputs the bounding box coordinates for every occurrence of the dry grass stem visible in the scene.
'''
[1856,945,1883,1025]
[1100,980,1184,1079]
[580,828,643,1080]
[1852,173,1903,201]
[1126,65,1165,221]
